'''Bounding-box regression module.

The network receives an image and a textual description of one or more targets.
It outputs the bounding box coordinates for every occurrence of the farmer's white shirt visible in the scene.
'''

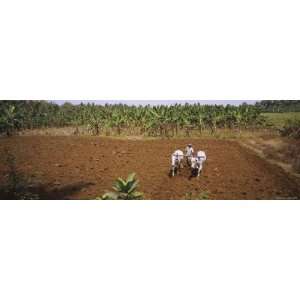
[186,147,194,156]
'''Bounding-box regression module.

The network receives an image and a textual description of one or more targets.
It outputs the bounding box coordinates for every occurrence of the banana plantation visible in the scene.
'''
[0,100,267,137]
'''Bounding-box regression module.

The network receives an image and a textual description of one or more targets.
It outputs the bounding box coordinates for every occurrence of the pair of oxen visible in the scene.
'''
[171,150,207,177]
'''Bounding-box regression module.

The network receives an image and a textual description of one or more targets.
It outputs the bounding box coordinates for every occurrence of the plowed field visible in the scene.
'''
[1,136,299,199]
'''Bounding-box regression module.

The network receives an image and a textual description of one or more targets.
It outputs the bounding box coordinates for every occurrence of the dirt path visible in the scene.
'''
[0,136,299,199]
[239,137,300,179]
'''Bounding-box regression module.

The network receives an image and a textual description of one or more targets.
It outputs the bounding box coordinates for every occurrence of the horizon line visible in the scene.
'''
[50,100,259,106]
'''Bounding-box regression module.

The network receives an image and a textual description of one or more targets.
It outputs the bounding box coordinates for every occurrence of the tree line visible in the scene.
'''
[255,100,300,112]
[0,100,270,136]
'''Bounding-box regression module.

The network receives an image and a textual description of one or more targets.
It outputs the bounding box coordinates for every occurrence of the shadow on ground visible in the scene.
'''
[0,181,95,200]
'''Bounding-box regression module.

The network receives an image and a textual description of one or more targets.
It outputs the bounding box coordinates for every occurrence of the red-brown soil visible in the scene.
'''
[0,136,299,200]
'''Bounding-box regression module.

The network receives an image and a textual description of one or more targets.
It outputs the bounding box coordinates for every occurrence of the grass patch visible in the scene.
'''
[19,126,278,140]
[263,112,300,128]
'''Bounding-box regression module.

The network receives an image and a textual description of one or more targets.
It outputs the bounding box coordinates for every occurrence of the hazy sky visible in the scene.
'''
[52,100,258,106]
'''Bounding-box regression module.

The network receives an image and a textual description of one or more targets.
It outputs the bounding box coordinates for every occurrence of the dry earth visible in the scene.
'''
[0,136,299,199]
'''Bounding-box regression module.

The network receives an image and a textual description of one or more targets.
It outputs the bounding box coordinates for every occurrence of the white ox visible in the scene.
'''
[191,151,207,177]
[171,150,184,177]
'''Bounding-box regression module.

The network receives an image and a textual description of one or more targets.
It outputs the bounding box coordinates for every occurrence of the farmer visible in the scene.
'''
[185,144,194,166]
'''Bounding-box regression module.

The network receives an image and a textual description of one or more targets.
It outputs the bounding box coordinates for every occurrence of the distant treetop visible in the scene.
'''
[255,100,300,112]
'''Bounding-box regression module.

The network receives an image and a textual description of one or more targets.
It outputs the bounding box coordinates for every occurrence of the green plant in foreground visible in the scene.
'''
[185,191,210,200]
[101,173,144,200]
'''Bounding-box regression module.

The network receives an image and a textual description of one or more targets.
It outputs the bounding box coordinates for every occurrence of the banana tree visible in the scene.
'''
[0,105,22,136]
[101,173,144,200]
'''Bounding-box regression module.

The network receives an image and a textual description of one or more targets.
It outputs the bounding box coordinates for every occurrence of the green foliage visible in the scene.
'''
[101,173,144,200]
[256,100,300,113]
[263,112,300,128]
[185,191,210,200]
[0,104,23,136]
[0,100,271,137]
